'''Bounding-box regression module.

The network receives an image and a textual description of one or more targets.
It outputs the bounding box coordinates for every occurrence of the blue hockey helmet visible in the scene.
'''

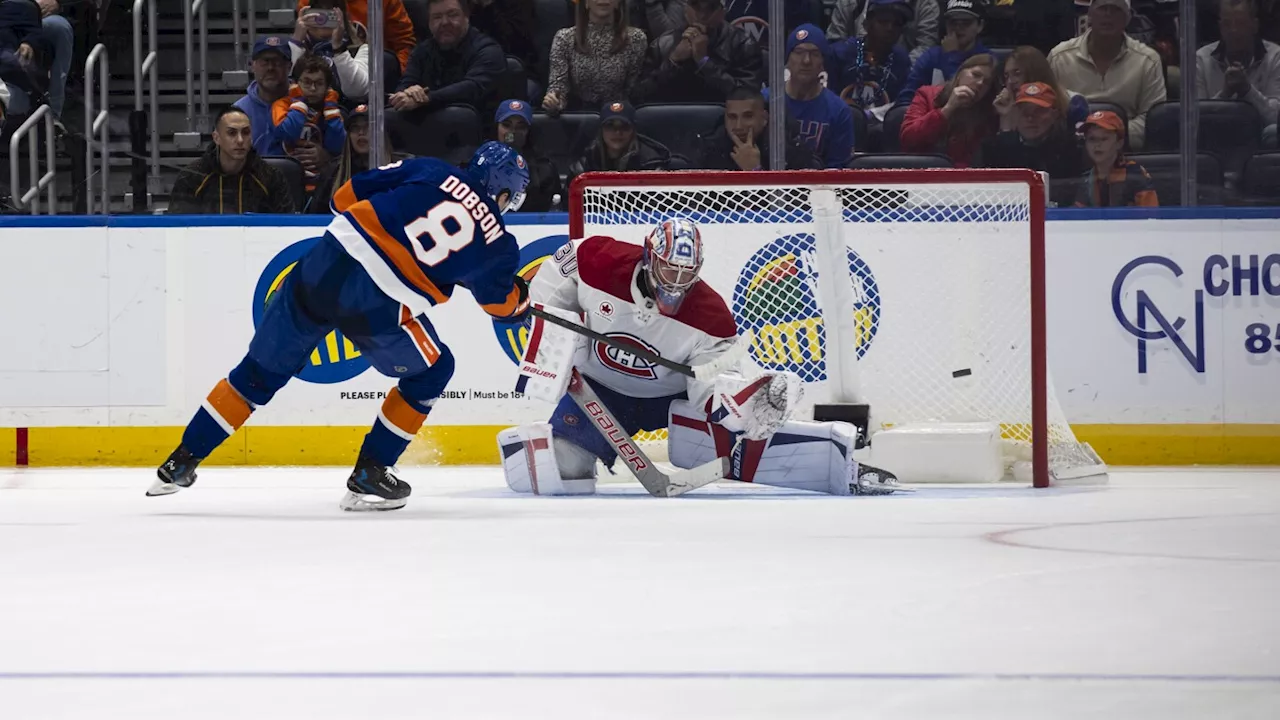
[467,141,530,214]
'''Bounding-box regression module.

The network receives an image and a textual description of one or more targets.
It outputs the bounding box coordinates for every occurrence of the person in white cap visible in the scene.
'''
[1048,0,1166,149]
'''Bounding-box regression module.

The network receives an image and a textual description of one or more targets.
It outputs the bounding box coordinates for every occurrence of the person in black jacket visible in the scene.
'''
[169,107,297,215]
[492,99,563,212]
[567,100,674,184]
[632,0,763,104]
[976,81,1085,205]
[388,0,505,119]
[697,87,818,170]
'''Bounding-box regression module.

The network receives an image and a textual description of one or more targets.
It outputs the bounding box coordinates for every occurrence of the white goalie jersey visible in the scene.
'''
[528,235,739,408]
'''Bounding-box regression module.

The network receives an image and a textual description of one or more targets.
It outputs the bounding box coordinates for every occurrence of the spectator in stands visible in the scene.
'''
[900,52,998,167]
[6,0,73,119]
[389,0,505,114]
[977,81,1086,202]
[896,0,992,105]
[993,46,1088,133]
[827,0,939,65]
[289,0,370,101]
[295,0,414,89]
[273,55,347,194]
[235,37,294,157]
[629,0,683,39]
[766,25,854,168]
[1198,0,1280,146]
[309,104,391,212]
[493,99,563,211]
[0,0,50,110]
[567,100,674,182]
[170,107,297,215]
[632,0,763,104]
[1074,109,1158,207]
[697,87,817,170]
[828,0,914,121]
[1048,0,1165,149]
[469,0,540,80]
[543,0,647,115]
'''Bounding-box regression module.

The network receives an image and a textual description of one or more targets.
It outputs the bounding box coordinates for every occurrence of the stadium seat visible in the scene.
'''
[882,103,909,152]
[1237,150,1280,204]
[533,0,573,85]
[391,105,484,165]
[848,153,953,169]
[533,111,601,177]
[260,156,306,212]
[1126,152,1225,206]
[851,105,868,153]
[1145,100,1262,176]
[500,55,530,103]
[635,104,725,166]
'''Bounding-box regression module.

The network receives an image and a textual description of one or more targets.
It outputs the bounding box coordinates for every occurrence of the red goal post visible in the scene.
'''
[568,169,1102,488]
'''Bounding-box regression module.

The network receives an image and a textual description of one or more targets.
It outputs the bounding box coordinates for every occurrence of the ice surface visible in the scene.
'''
[2,467,1279,719]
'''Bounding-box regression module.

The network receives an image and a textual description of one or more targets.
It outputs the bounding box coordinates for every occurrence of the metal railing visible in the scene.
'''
[85,44,110,215]
[223,0,251,88]
[179,0,210,149]
[132,0,159,195]
[9,106,57,214]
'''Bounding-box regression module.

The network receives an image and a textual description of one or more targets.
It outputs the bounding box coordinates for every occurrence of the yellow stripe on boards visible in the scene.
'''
[3,424,1279,467]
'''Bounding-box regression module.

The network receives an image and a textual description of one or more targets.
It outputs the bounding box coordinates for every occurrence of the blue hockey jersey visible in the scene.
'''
[328,157,524,319]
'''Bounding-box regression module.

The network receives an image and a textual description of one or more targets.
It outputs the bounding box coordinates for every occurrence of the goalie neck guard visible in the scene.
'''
[642,217,704,316]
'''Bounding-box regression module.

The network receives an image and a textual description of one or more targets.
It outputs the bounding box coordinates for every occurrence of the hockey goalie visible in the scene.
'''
[497,217,901,497]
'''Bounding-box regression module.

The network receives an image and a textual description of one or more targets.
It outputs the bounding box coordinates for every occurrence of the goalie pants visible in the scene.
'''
[180,234,455,466]
[549,374,685,469]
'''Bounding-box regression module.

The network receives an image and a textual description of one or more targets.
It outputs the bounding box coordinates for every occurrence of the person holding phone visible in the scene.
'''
[294,0,414,90]
[290,0,370,101]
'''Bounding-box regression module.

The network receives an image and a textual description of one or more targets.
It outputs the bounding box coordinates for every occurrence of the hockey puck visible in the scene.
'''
[952,368,973,378]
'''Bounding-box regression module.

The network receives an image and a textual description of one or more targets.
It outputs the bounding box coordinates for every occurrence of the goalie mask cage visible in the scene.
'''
[568,169,1105,489]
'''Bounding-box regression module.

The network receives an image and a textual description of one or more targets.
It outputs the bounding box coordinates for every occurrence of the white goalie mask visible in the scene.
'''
[642,217,703,316]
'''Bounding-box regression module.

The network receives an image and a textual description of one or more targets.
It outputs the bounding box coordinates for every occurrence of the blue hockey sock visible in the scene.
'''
[359,388,433,466]
[181,379,254,459]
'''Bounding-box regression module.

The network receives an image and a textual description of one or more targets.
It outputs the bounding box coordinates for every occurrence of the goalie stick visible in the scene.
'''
[530,307,751,382]
[565,368,729,498]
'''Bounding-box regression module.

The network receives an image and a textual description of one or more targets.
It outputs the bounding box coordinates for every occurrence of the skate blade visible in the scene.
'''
[339,491,408,512]
[146,479,181,497]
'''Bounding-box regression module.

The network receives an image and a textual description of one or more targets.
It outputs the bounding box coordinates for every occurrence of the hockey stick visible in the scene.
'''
[530,307,751,382]
[565,369,728,498]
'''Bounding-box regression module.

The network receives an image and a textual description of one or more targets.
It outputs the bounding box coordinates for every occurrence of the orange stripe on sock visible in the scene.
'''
[207,379,252,430]
[399,306,442,365]
[347,200,448,304]
[381,387,428,437]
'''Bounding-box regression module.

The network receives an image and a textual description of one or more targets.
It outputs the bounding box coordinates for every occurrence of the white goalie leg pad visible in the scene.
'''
[667,400,854,496]
[497,423,597,496]
[514,305,588,404]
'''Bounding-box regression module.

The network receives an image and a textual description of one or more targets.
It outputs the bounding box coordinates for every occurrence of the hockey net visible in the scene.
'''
[569,169,1104,488]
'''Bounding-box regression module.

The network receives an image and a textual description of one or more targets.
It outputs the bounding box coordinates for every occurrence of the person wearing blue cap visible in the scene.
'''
[763,24,855,169]
[568,99,674,182]
[492,99,562,212]
[895,0,991,105]
[828,0,914,121]
[234,37,295,157]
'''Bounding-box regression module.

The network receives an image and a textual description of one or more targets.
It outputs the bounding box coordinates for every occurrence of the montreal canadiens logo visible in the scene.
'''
[595,332,660,379]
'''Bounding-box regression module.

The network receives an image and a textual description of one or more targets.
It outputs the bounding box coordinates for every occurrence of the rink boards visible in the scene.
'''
[0,209,1278,467]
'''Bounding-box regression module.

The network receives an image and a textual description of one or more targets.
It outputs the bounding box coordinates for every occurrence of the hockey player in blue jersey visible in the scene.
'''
[149,142,532,511]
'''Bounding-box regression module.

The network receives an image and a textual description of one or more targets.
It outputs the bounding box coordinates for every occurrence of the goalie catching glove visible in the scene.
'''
[709,371,803,441]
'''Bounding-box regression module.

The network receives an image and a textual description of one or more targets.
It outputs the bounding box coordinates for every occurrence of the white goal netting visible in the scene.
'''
[573,170,1102,484]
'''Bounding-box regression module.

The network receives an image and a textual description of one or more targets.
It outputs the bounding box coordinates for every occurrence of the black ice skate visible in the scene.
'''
[148,445,202,497]
[340,454,412,512]
[851,463,911,496]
